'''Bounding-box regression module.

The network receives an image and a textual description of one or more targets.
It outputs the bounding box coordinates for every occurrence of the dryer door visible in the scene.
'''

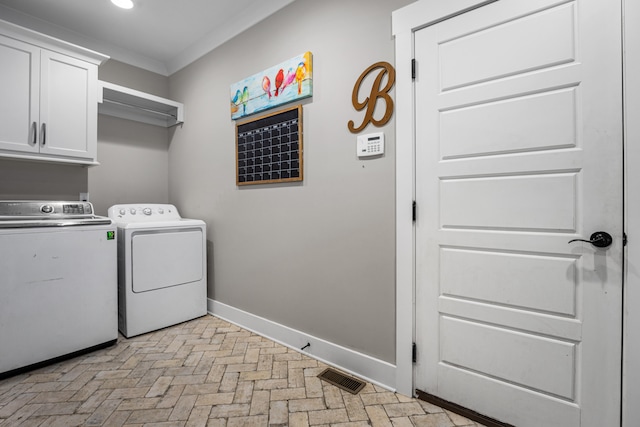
[131,228,204,293]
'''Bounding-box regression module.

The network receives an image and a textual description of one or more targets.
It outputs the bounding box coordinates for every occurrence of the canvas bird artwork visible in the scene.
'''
[230,51,313,119]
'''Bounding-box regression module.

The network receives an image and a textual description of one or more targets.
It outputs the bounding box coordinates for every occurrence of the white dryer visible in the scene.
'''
[108,204,207,337]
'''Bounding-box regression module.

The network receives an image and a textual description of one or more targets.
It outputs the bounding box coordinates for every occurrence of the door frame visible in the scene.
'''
[392,0,500,397]
[392,2,638,426]
[623,0,640,426]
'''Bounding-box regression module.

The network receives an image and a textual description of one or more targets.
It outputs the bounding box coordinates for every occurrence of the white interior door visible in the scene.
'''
[414,1,623,426]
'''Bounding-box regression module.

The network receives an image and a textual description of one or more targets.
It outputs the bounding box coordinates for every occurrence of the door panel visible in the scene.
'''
[414,0,623,426]
[440,87,578,158]
[440,248,577,315]
[439,2,577,91]
[131,229,204,293]
[440,316,576,399]
[0,35,39,153]
[440,173,577,230]
[40,50,97,159]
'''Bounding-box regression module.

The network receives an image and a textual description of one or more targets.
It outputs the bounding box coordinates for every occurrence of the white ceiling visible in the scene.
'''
[0,0,296,76]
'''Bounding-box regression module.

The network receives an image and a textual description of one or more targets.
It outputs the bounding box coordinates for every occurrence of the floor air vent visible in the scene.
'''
[317,368,366,394]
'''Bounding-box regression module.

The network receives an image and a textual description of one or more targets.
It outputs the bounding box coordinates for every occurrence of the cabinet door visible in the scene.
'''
[39,50,98,161]
[0,35,40,154]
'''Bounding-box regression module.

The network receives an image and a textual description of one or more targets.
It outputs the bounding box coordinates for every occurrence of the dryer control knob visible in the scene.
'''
[158,208,164,214]
[143,208,152,216]
[119,209,126,216]
[130,208,136,215]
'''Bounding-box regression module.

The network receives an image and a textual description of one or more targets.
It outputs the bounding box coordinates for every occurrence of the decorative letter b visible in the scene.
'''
[348,61,396,133]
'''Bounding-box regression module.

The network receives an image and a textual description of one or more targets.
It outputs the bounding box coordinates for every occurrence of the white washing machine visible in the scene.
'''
[108,204,207,338]
[0,201,117,378]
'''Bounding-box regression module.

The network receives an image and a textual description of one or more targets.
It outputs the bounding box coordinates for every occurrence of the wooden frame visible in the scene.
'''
[236,105,303,186]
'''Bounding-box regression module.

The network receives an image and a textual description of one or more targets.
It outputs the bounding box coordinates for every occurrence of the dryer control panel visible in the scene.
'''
[107,204,181,222]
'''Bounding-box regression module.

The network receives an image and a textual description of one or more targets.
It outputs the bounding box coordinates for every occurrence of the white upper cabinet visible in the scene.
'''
[0,35,39,155]
[0,20,108,165]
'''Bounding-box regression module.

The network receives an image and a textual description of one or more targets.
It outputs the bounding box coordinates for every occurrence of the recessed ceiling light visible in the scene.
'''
[111,0,133,9]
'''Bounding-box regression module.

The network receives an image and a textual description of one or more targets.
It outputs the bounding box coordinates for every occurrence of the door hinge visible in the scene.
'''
[412,201,417,222]
[624,232,628,246]
[412,342,417,363]
[411,58,416,80]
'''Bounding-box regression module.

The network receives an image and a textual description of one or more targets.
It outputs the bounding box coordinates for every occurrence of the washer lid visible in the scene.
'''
[0,201,112,228]
[0,200,95,218]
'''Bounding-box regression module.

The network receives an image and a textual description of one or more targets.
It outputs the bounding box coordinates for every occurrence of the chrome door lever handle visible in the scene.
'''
[568,231,613,248]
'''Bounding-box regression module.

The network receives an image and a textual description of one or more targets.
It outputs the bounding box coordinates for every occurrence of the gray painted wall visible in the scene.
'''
[0,159,87,200]
[168,0,411,363]
[90,60,171,215]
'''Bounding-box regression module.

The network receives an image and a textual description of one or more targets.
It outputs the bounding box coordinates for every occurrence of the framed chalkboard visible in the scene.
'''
[236,105,303,186]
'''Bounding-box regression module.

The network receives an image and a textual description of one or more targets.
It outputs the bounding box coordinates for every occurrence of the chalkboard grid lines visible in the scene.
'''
[236,105,303,185]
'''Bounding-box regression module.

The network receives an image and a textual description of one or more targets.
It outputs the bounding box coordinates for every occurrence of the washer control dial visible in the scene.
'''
[143,208,152,216]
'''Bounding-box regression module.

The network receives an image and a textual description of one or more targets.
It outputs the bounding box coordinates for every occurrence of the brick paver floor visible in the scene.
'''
[0,315,485,426]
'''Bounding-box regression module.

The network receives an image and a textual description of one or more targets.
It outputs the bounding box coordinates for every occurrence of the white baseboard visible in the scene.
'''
[208,299,397,391]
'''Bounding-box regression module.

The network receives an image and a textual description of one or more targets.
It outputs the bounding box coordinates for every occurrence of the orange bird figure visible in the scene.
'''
[262,76,271,99]
[295,62,307,95]
[274,69,284,96]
